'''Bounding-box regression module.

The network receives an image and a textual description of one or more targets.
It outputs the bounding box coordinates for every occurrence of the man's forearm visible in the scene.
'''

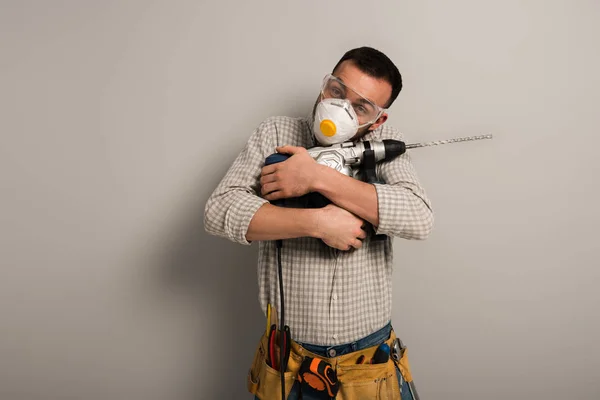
[246,203,321,242]
[313,166,379,226]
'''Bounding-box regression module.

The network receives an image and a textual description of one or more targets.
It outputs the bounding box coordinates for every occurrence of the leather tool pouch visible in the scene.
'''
[247,331,303,400]
[248,330,415,400]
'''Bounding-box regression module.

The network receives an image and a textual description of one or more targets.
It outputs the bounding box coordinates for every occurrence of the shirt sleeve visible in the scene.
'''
[203,118,277,245]
[372,131,434,240]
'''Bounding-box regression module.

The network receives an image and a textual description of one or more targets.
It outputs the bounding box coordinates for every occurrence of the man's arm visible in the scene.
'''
[313,152,434,240]
[245,202,366,250]
[204,118,368,249]
[313,167,379,226]
[245,204,320,241]
[204,119,277,245]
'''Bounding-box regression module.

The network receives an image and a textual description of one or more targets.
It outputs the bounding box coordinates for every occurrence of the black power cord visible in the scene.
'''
[276,239,285,400]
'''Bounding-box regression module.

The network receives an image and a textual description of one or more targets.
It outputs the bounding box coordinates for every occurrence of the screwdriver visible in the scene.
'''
[371,343,390,364]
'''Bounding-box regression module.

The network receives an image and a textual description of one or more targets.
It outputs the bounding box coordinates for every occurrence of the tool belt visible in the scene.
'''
[247,328,415,400]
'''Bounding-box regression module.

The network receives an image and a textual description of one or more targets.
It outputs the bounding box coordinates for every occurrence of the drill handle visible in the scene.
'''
[360,149,388,242]
[362,148,378,184]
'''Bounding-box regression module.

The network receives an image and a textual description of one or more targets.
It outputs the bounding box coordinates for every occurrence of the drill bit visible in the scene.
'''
[406,134,493,149]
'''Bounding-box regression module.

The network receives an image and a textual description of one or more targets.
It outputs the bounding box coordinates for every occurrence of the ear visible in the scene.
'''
[368,113,388,131]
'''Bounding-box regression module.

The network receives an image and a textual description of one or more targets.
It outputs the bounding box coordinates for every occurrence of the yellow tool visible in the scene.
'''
[266,304,272,335]
[270,305,278,329]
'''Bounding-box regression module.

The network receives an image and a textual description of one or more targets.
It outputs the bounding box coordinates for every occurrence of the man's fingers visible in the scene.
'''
[276,145,302,155]
[259,173,277,186]
[358,229,367,240]
[264,191,283,201]
[261,182,280,196]
[350,239,363,249]
[261,164,277,176]
[342,239,363,251]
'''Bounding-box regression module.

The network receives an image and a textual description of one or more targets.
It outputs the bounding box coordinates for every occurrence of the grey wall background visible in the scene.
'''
[1,1,599,399]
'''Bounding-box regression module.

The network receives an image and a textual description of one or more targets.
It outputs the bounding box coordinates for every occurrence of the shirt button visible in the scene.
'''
[332,333,338,340]
[332,294,338,300]
[328,348,337,357]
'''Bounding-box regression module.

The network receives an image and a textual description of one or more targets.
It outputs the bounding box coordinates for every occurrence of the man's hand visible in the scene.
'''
[315,204,367,251]
[260,145,321,201]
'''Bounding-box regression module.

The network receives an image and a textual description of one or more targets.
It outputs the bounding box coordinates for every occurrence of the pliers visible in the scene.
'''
[267,324,291,372]
[268,324,277,369]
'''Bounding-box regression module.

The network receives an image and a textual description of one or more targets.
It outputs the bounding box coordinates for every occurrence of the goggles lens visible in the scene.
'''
[321,74,385,125]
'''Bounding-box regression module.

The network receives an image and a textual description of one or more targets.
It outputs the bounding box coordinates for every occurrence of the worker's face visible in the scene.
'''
[312,60,392,140]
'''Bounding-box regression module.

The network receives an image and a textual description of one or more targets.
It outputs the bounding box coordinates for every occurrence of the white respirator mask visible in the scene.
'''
[312,98,360,145]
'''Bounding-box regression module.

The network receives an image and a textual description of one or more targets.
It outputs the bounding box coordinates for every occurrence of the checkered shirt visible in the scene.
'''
[204,116,433,345]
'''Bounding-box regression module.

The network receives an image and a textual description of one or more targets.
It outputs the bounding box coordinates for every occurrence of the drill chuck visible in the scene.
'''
[382,139,406,160]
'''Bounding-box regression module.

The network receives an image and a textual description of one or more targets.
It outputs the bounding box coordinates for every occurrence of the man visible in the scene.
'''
[204,47,433,399]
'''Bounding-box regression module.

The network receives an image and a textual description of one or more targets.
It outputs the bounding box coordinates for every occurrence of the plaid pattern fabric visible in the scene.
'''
[204,116,433,345]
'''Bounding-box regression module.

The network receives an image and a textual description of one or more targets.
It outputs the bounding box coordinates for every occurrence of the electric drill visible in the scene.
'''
[264,139,407,209]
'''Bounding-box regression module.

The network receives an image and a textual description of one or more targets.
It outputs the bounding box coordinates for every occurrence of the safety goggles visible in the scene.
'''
[320,73,387,126]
